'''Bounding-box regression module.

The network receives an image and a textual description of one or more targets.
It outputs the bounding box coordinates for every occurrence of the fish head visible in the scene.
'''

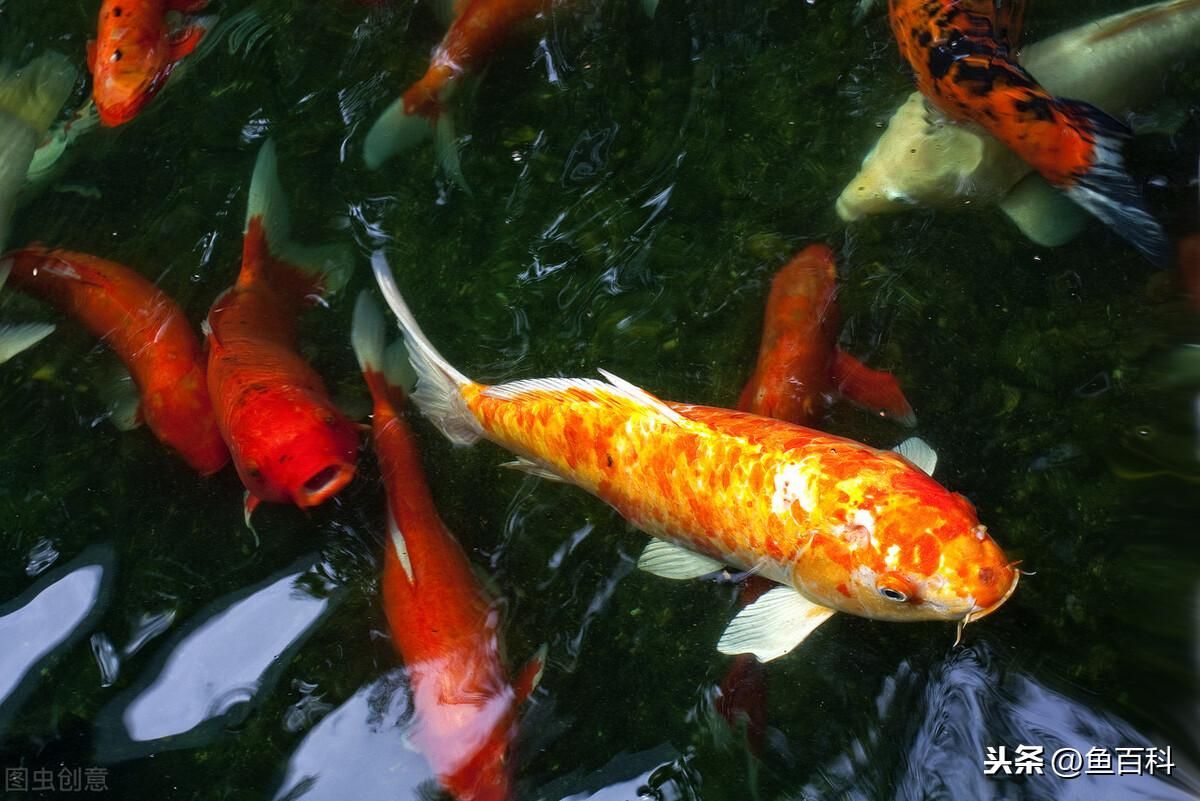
[233,398,359,508]
[797,455,1019,627]
[89,5,170,126]
[835,92,1023,221]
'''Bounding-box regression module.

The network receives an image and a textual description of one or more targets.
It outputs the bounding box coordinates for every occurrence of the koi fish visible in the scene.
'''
[1,246,229,473]
[0,51,76,252]
[371,254,1018,661]
[364,0,657,181]
[88,0,212,127]
[352,293,543,801]
[840,0,1200,247]
[205,142,358,514]
[737,244,916,428]
[888,0,1168,263]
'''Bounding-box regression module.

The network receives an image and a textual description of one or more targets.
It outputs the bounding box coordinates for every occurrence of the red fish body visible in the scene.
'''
[737,244,915,427]
[88,0,209,127]
[888,0,1166,263]
[402,0,546,120]
[206,143,358,511]
[1,246,228,474]
[352,295,541,801]
[374,256,1019,662]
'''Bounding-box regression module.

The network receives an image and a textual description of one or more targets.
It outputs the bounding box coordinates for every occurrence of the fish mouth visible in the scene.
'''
[964,568,1021,626]
[294,463,355,508]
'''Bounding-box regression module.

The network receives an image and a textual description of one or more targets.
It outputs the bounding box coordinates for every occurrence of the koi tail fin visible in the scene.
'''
[0,51,76,133]
[244,140,354,300]
[363,96,433,170]
[351,291,417,410]
[370,251,483,446]
[0,259,55,364]
[1058,101,1168,265]
[363,96,469,191]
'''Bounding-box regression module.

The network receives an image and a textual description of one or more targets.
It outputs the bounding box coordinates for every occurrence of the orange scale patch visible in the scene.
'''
[912,534,941,576]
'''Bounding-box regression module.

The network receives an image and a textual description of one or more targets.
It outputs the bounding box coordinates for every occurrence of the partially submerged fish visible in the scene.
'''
[0,51,76,252]
[372,254,1018,661]
[364,0,656,183]
[737,244,915,427]
[206,142,358,515]
[352,293,543,801]
[2,246,229,473]
[88,0,212,127]
[842,1,1200,252]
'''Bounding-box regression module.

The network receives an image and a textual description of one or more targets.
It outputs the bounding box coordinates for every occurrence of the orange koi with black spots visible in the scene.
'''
[88,0,210,127]
[888,0,1166,263]
[205,143,358,513]
[373,254,1018,661]
[352,294,543,801]
[1,245,229,474]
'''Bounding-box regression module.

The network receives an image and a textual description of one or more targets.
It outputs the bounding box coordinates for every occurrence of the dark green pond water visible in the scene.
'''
[1,0,1198,799]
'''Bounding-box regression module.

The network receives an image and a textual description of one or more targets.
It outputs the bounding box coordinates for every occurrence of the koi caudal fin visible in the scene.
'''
[243,140,354,300]
[371,251,482,445]
[363,96,467,191]
[351,291,417,410]
[1059,101,1168,265]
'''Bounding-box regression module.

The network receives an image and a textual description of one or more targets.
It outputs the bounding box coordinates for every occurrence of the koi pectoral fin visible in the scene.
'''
[500,458,566,483]
[512,643,548,705]
[637,539,727,580]
[716,586,836,662]
[893,436,937,476]
[167,20,213,62]
[0,322,55,364]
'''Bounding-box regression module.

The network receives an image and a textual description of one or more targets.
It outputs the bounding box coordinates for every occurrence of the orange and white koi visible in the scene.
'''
[88,0,211,127]
[205,142,358,514]
[737,244,916,427]
[352,294,543,801]
[372,254,1018,661]
[888,0,1167,263]
[2,246,229,473]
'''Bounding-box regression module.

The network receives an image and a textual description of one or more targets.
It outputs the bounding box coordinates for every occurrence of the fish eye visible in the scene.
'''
[111,49,123,63]
[879,587,908,602]
[876,573,915,603]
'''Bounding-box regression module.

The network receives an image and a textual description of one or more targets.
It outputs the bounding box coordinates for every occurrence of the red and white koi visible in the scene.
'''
[353,293,543,801]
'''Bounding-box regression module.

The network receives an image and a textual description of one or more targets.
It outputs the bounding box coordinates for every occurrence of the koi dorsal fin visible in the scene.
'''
[993,0,1027,47]
[482,371,686,425]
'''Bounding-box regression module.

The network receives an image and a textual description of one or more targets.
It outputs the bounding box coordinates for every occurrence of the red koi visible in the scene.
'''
[364,0,547,175]
[738,244,916,428]
[373,255,1018,663]
[88,0,210,127]
[352,293,543,801]
[888,0,1166,263]
[205,142,358,513]
[1,246,228,473]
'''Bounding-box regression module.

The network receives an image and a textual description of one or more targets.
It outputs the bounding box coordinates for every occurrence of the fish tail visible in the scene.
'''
[1055,100,1168,265]
[370,251,483,446]
[351,291,417,410]
[243,140,354,300]
[363,95,435,171]
[0,51,76,133]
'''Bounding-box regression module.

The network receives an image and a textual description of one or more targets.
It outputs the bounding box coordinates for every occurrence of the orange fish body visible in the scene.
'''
[353,296,541,801]
[88,0,209,127]
[402,0,547,119]
[888,0,1166,263]
[1,246,228,474]
[374,257,1018,661]
[206,143,357,510]
[737,244,916,427]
